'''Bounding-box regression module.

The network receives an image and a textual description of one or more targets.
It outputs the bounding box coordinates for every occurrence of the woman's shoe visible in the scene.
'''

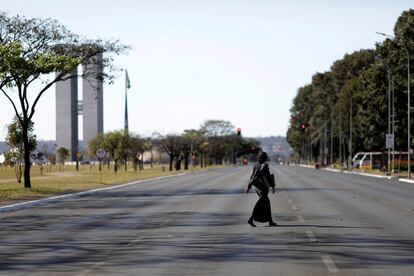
[269,221,277,227]
[248,218,256,227]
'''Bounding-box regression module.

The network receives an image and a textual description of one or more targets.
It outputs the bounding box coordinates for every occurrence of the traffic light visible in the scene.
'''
[300,123,307,131]
[236,127,241,136]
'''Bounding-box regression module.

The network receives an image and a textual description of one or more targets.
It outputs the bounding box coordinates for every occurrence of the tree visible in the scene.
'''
[57,147,70,167]
[102,131,123,173]
[129,135,147,171]
[200,120,235,137]
[0,13,127,188]
[5,115,37,183]
[87,134,105,160]
[159,135,182,171]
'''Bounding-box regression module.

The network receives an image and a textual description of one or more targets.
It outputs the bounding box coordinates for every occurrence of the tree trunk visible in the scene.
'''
[184,153,189,170]
[150,151,154,168]
[124,157,127,172]
[175,156,182,171]
[133,157,138,171]
[22,126,31,188]
[169,155,174,171]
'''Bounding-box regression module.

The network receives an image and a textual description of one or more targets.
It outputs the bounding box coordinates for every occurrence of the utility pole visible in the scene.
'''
[349,95,353,169]
[124,70,131,135]
[339,114,342,169]
[387,67,391,175]
[392,79,395,173]
[330,113,333,165]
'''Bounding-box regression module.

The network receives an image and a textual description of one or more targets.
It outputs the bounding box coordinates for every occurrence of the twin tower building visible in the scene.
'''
[56,54,103,161]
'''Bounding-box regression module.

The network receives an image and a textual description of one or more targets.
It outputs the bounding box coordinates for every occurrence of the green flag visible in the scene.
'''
[125,70,131,89]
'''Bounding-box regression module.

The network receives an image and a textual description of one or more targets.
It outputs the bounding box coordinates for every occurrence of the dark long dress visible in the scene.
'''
[248,162,274,223]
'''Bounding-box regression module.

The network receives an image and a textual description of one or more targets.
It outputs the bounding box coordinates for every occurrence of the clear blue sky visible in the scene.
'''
[0,0,412,140]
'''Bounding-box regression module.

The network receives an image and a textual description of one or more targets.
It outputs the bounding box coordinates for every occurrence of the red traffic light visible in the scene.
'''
[236,127,241,136]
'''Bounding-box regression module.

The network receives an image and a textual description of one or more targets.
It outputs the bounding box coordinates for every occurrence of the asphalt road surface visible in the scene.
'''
[1,165,414,275]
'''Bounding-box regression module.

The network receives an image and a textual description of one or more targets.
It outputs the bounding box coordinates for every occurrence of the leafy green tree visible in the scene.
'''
[5,115,37,183]
[102,131,123,173]
[200,120,235,137]
[57,147,70,166]
[129,135,147,171]
[0,13,127,188]
[87,134,105,160]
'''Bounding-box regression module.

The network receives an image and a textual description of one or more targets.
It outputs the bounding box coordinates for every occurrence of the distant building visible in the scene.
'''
[55,54,103,161]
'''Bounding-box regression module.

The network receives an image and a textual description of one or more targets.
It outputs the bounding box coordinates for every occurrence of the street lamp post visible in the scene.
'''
[375,55,392,174]
[376,32,411,179]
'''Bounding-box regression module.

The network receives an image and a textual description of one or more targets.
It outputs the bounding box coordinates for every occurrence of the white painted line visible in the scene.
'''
[322,255,339,273]
[297,215,306,223]
[287,199,293,204]
[306,230,317,242]
[180,209,187,212]
[76,260,106,276]
[0,173,187,213]
[323,168,341,173]
[284,194,289,197]
[381,199,391,204]
[291,205,299,211]
[191,201,198,206]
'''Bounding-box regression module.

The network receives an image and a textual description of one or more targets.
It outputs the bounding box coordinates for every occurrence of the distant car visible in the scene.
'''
[242,159,248,165]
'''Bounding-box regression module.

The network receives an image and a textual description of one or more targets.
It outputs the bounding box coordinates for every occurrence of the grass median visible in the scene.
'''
[0,163,224,204]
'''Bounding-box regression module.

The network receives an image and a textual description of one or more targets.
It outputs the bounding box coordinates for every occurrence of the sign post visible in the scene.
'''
[386,134,394,149]
[96,148,106,184]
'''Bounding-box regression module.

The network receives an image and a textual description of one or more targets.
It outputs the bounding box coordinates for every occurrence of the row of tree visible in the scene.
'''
[287,9,414,166]
[87,120,261,173]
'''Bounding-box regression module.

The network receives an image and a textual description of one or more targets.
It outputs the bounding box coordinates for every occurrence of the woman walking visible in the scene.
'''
[245,152,277,227]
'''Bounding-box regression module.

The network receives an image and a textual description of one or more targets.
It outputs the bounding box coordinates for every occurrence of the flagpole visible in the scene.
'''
[124,70,129,135]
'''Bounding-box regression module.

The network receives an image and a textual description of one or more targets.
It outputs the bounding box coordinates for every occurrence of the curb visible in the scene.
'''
[398,178,414,184]
[0,172,187,213]
[295,164,395,179]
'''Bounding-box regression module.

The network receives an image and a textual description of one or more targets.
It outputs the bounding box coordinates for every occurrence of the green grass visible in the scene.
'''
[0,163,223,203]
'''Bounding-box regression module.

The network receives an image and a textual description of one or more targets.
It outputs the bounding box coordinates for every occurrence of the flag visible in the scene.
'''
[125,70,131,89]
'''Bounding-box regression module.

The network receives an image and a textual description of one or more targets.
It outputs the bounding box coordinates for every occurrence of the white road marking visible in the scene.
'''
[322,255,339,273]
[297,215,306,223]
[291,205,299,211]
[76,261,106,276]
[180,209,187,212]
[287,199,293,204]
[306,230,317,242]
[191,201,198,206]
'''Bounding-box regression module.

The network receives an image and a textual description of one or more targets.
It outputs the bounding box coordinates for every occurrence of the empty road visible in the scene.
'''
[1,165,414,275]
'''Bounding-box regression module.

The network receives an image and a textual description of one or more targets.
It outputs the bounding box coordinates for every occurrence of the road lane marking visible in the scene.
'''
[322,255,339,273]
[191,201,198,206]
[297,215,306,223]
[287,199,293,204]
[291,205,299,211]
[77,261,106,276]
[306,230,317,242]
[180,209,187,212]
